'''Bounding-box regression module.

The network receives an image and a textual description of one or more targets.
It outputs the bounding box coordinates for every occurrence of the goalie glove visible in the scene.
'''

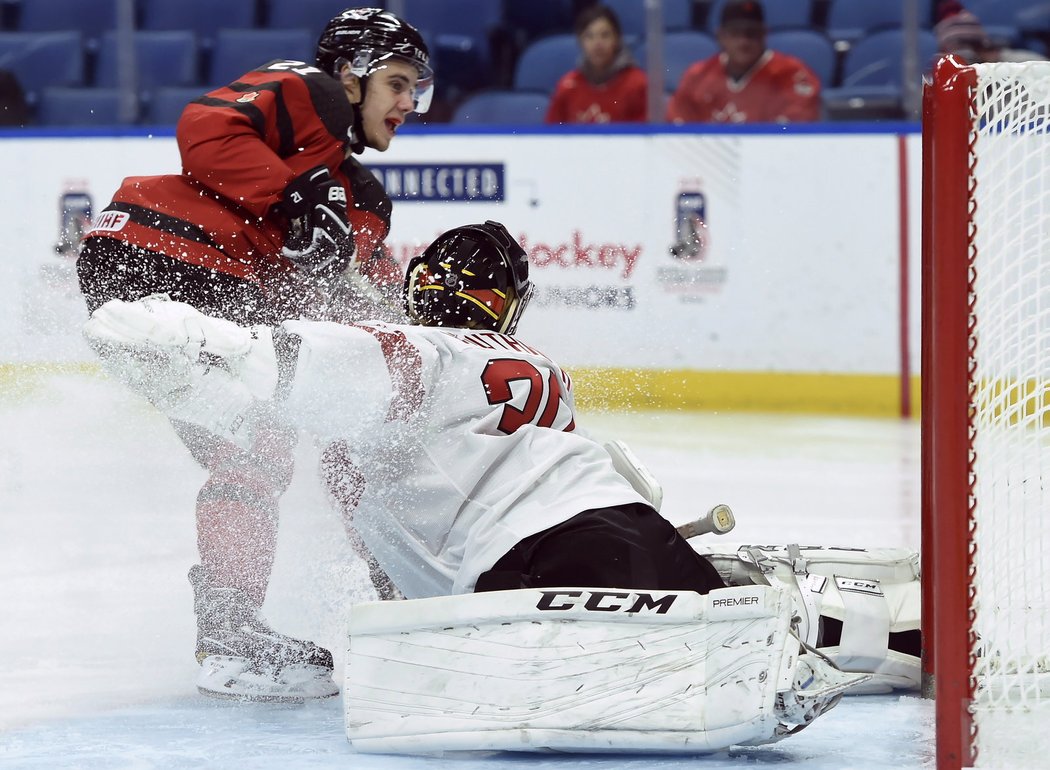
[280,166,357,278]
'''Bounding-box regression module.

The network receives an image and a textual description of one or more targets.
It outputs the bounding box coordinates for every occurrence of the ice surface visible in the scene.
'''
[0,372,932,769]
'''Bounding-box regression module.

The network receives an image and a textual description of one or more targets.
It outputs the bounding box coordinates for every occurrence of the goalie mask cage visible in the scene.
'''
[923,56,1050,769]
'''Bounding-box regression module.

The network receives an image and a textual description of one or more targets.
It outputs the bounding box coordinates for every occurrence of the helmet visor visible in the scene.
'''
[350,49,434,114]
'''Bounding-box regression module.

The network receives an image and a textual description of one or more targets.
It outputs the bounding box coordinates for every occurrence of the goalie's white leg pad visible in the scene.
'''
[196,655,339,703]
[343,586,867,755]
[691,543,921,693]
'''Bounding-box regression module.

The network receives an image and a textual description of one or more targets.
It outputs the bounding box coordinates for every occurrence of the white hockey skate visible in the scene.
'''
[189,565,338,703]
[764,649,871,741]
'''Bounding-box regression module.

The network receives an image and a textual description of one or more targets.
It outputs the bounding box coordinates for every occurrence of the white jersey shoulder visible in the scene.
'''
[281,320,646,598]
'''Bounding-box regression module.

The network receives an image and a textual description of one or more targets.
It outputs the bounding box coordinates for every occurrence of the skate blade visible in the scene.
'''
[196,655,339,703]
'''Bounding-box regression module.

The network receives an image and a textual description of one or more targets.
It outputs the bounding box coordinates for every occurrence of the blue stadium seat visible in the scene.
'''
[767,30,836,87]
[16,0,118,50]
[452,90,549,124]
[636,31,718,93]
[37,87,129,126]
[266,0,353,35]
[966,0,1046,44]
[513,34,579,93]
[823,29,938,118]
[140,0,257,49]
[502,0,575,46]
[826,0,934,46]
[207,29,314,86]
[707,0,813,32]
[95,31,198,93]
[403,0,502,92]
[144,86,211,125]
[604,0,693,41]
[0,31,83,106]
[969,0,1050,31]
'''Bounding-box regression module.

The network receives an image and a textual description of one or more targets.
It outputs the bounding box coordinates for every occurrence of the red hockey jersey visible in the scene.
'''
[545,65,648,124]
[85,60,391,286]
[666,50,821,124]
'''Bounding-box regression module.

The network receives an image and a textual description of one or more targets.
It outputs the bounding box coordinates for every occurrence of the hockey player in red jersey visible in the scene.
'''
[666,0,821,124]
[75,8,432,701]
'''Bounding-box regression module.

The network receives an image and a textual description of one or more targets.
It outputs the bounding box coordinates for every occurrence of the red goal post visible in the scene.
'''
[923,55,1050,770]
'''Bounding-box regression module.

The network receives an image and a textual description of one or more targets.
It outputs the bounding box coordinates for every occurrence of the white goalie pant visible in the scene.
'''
[690,544,922,694]
[343,585,869,755]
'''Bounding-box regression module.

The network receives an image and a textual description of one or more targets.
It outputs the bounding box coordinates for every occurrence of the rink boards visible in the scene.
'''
[0,126,922,415]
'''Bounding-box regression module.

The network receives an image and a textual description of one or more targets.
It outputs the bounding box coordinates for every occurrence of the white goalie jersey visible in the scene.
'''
[279,319,648,599]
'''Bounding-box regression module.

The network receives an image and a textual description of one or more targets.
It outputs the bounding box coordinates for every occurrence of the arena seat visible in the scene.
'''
[0,31,84,107]
[139,0,257,49]
[826,0,934,46]
[16,0,117,51]
[207,29,314,86]
[767,29,836,87]
[143,86,213,125]
[95,31,198,94]
[604,0,693,41]
[452,90,548,124]
[966,0,1040,44]
[636,31,718,93]
[266,0,351,35]
[707,0,813,32]
[823,28,938,119]
[501,0,575,47]
[513,34,578,93]
[403,0,503,93]
[37,87,128,126]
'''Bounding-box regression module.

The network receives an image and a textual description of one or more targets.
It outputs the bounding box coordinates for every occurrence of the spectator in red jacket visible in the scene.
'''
[667,0,820,124]
[545,4,648,124]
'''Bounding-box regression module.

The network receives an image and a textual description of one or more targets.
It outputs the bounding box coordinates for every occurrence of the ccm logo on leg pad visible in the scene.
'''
[536,590,676,614]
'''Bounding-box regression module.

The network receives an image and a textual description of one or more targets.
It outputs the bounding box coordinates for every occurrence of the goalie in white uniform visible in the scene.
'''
[87,221,729,602]
[84,221,917,752]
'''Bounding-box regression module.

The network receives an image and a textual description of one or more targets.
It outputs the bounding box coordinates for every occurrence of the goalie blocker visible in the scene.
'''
[344,585,869,754]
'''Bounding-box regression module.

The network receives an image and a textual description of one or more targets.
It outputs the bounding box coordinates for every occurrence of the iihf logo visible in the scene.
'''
[657,177,727,302]
[669,180,708,261]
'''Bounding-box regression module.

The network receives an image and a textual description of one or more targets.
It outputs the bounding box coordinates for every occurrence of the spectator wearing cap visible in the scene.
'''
[666,0,821,124]
[935,1,1046,64]
[545,4,648,123]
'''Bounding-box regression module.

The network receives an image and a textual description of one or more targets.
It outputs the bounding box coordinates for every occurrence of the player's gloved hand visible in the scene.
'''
[280,166,356,278]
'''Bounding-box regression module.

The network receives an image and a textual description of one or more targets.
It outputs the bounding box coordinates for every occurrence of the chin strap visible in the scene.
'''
[347,100,367,155]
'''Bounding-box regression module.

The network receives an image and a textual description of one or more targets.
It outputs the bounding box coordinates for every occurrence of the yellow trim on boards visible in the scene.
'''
[569,368,922,418]
[1,362,922,417]
[0,363,104,402]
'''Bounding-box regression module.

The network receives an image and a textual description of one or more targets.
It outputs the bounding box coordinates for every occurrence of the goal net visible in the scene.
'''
[923,56,1050,769]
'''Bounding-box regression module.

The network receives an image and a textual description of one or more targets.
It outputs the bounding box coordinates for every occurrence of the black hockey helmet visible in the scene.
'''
[316,8,434,112]
[405,221,533,335]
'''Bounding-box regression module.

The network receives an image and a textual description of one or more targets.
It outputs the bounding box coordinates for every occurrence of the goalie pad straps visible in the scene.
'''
[693,544,921,693]
[343,585,867,754]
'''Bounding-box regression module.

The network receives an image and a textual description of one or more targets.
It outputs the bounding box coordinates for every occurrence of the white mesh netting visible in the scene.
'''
[968,61,1050,766]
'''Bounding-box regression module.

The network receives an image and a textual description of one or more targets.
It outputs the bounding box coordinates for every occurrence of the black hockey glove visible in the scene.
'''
[280,166,356,278]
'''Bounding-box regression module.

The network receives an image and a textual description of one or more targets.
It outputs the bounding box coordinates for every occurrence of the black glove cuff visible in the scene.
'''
[279,166,331,219]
